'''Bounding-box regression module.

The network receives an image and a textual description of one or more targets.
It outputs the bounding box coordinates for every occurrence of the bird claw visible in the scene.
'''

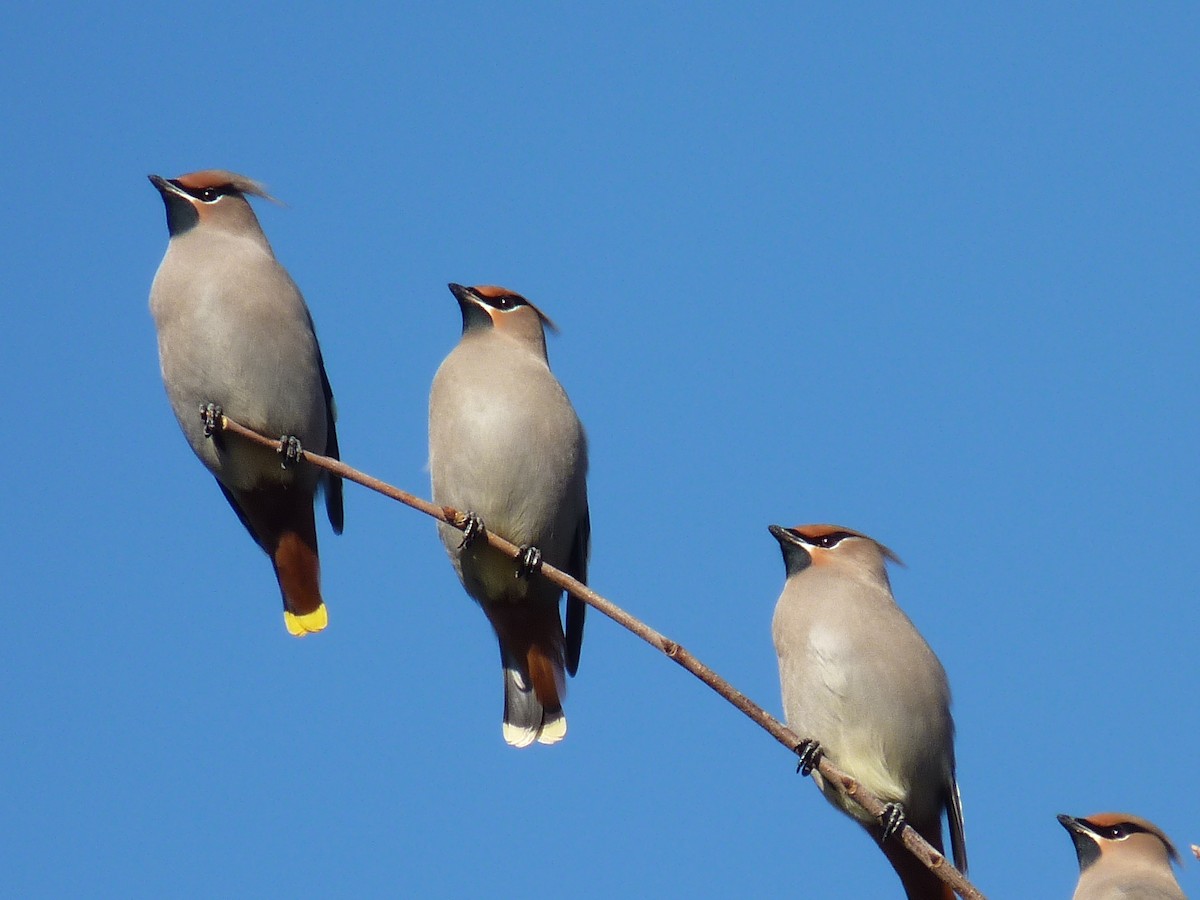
[880,803,907,841]
[278,434,303,468]
[199,403,224,438]
[458,512,485,549]
[794,738,823,777]
[516,545,543,579]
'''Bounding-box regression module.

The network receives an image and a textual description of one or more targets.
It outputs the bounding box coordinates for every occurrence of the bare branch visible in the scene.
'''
[218,414,986,900]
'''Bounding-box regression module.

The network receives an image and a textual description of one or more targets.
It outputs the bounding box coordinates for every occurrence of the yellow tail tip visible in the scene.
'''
[284,605,328,637]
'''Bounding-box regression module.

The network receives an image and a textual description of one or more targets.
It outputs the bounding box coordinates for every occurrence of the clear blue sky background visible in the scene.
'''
[2,5,1196,897]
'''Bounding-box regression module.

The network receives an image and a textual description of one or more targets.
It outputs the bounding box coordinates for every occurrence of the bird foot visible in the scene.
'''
[199,403,224,438]
[516,545,543,579]
[793,738,823,777]
[458,512,485,549]
[278,434,303,468]
[880,803,907,841]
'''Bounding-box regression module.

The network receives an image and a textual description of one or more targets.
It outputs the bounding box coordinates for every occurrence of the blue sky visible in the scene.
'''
[3,4,1197,897]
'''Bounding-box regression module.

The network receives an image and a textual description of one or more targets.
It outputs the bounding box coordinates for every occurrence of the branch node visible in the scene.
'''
[661,639,680,658]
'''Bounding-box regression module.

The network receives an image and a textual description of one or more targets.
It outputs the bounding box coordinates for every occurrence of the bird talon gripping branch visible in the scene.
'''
[516,545,543,579]
[880,803,908,841]
[458,512,485,549]
[278,434,303,468]
[199,402,224,438]
[793,738,823,777]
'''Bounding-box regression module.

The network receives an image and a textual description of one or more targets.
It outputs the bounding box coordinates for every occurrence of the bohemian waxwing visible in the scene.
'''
[1059,812,1186,900]
[769,524,967,900]
[148,170,343,637]
[429,284,589,747]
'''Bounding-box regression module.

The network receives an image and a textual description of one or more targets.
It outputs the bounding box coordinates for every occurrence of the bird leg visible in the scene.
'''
[458,512,486,549]
[880,803,908,841]
[199,402,225,438]
[793,738,824,777]
[278,435,303,468]
[516,545,543,579]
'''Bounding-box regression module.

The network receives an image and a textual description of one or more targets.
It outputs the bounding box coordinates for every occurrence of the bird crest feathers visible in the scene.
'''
[785,524,904,566]
[173,169,281,204]
[470,284,560,334]
[1079,813,1182,863]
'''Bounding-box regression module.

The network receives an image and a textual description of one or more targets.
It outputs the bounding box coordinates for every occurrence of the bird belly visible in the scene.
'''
[791,627,916,818]
[157,307,326,491]
[430,362,582,581]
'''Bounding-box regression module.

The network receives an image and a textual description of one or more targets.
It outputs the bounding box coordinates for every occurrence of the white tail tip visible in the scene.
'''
[502,722,538,748]
[536,713,567,745]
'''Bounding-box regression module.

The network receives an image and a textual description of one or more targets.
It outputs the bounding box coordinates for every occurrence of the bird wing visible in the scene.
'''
[947,774,968,874]
[312,323,343,535]
[564,504,590,676]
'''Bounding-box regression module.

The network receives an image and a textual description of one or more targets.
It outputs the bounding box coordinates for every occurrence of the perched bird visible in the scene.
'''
[769,524,967,900]
[429,283,589,747]
[148,170,343,636]
[1058,812,1186,900]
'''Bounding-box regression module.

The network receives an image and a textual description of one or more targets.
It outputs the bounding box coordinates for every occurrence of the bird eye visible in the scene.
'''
[812,532,853,549]
[494,295,518,310]
[200,188,220,202]
[1105,825,1128,839]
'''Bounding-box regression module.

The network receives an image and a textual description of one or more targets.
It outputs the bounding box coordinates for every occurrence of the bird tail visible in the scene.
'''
[274,529,328,636]
[880,818,955,900]
[489,601,568,747]
[220,481,329,637]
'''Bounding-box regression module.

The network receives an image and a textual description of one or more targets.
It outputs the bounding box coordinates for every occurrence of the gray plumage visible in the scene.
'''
[148,170,341,635]
[429,283,589,747]
[770,524,966,900]
[1059,813,1186,900]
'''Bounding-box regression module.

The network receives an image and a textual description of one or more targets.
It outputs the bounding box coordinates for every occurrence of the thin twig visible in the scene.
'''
[220,414,986,900]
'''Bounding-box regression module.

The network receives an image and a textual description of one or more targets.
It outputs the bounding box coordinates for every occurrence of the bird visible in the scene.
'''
[769,524,967,900]
[148,169,343,637]
[429,283,589,747]
[1058,812,1186,900]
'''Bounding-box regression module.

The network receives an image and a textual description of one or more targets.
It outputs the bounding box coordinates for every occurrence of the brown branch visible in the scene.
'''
[220,413,986,900]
